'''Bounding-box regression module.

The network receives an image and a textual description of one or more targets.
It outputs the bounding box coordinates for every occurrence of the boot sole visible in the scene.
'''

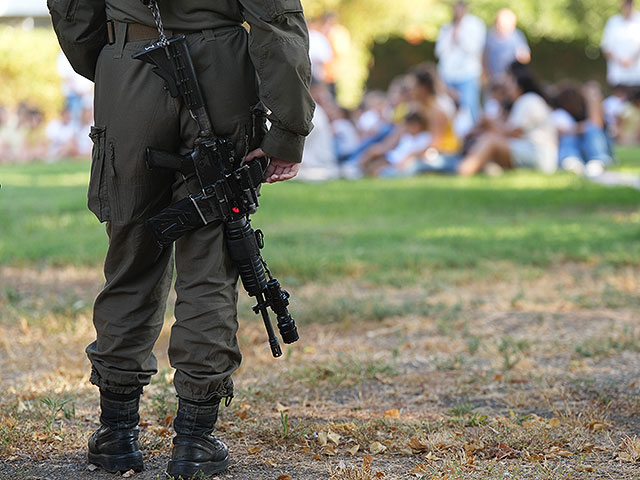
[88,450,144,473]
[166,456,230,478]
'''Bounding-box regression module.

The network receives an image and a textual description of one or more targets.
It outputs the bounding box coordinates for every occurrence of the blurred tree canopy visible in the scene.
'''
[0,26,62,119]
[0,1,626,114]
[303,0,621,45]
[302,0,622,106]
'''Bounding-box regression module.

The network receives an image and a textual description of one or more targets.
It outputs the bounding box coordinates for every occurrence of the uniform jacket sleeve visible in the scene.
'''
[238,0,315,163]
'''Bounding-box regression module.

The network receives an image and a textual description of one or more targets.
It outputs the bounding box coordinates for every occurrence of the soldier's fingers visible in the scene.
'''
[245,148,266,162]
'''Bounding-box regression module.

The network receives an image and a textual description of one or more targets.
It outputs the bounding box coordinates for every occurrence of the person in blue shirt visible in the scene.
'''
[484,9,531,80]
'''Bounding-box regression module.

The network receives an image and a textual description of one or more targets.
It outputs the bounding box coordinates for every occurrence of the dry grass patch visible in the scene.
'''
[1,264,640,479]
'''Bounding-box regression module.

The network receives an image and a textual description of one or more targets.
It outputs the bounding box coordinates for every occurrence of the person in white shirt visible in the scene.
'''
[435,1,486,123]
[298,81,340,181]
[458,62,557,176]
[308,16,334,83]
[601,0,640,87]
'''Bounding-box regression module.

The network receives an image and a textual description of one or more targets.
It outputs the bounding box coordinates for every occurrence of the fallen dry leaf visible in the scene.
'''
[424,451,441,462]
[548,418,561,428]
[318,431,328,446]
[464,440,485,455]
[348,444,360,455]
[410,462,430,475]
[162,413,174,426]
[547,445,573,458]
[493,442,517,460]
[322,444,336,456]
[87,464,98,472]
[234,409,250,420]
[32,432,50,442]
[362,455,373,472]
[276,475,293,480]
[327,431,341,445]
[577,465,595,472]
[579,443,595,454]
[331,422,358,435]
[589,421,607,432]
[276,403,289,413]
[265,459,278,468]
[510,377,528,384]
[408,437,429,453]
[384,408,400,418]
[247,445,262,455]
[122,469,135,478]
[369,442,387,454]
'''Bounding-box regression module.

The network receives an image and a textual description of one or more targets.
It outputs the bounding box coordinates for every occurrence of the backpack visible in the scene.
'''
[47,0,107,81]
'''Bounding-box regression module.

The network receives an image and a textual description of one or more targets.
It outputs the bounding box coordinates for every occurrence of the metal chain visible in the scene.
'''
[146,0,169,47]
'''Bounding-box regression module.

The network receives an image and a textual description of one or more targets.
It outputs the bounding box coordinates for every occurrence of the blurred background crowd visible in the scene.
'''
[1,0,640,181]
[0,52,94,163]
[298,0,640,180]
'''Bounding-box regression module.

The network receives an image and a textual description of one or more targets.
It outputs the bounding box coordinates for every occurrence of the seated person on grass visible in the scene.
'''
[551,81,613,176]
[359,110,432,177]
[457,61,557,176]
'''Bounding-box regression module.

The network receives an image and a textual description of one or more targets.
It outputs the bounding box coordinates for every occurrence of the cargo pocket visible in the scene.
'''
[87,125,111,222]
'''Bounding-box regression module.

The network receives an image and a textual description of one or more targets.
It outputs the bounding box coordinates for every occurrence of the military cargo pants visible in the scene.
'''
[85,23,262,402]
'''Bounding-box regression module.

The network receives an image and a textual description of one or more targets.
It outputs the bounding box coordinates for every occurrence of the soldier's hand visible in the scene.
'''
[245,148,300,183]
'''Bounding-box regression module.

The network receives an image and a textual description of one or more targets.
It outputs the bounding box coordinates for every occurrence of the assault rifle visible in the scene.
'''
[133,35,298,357]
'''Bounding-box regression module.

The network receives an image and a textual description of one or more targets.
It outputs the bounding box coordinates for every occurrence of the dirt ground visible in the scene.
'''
[1,264,639,480]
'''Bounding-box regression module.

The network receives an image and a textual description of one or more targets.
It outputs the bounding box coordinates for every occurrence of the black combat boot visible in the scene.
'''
[166,397,229,478]
[88,388,144,473]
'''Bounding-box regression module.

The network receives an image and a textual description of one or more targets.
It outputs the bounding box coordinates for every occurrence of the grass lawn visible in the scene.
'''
[1,148,638,285]
[0,148,639,479]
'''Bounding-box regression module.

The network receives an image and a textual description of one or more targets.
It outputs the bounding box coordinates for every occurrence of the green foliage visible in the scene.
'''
[302,0,623,100]
[40,396,75,430]
[498,337,531,370]
[303,0,621,45]
[0,2,626,110]
[0,26,63,118]
[280,410,290,438]
[368,36,608,91]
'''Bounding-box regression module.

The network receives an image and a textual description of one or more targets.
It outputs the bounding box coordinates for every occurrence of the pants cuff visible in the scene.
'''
[90,367,147,395]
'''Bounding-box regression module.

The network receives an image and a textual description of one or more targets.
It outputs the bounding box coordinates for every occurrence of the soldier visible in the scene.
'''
[52,0,313,477]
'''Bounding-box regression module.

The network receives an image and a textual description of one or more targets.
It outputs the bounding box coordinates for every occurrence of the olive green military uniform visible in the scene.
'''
[85,0,313,403]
